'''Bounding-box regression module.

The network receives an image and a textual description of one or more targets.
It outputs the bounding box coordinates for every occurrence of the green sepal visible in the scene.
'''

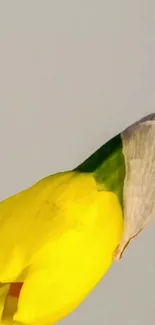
[75,134,125,207]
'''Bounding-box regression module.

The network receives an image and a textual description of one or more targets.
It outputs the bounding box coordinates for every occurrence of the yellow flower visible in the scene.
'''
[0,172,123,325]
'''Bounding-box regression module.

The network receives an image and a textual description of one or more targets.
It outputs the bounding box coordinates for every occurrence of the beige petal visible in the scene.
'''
[114,114,155,261]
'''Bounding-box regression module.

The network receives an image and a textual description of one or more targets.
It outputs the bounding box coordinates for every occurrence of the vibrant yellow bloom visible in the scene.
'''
[1,113,154,324]
[0,172,123,325]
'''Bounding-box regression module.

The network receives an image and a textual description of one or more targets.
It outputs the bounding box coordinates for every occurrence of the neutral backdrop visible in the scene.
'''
[0,1,155,324]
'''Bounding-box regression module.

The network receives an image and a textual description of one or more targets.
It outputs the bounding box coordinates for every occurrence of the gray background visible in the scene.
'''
[0,1,155,324]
